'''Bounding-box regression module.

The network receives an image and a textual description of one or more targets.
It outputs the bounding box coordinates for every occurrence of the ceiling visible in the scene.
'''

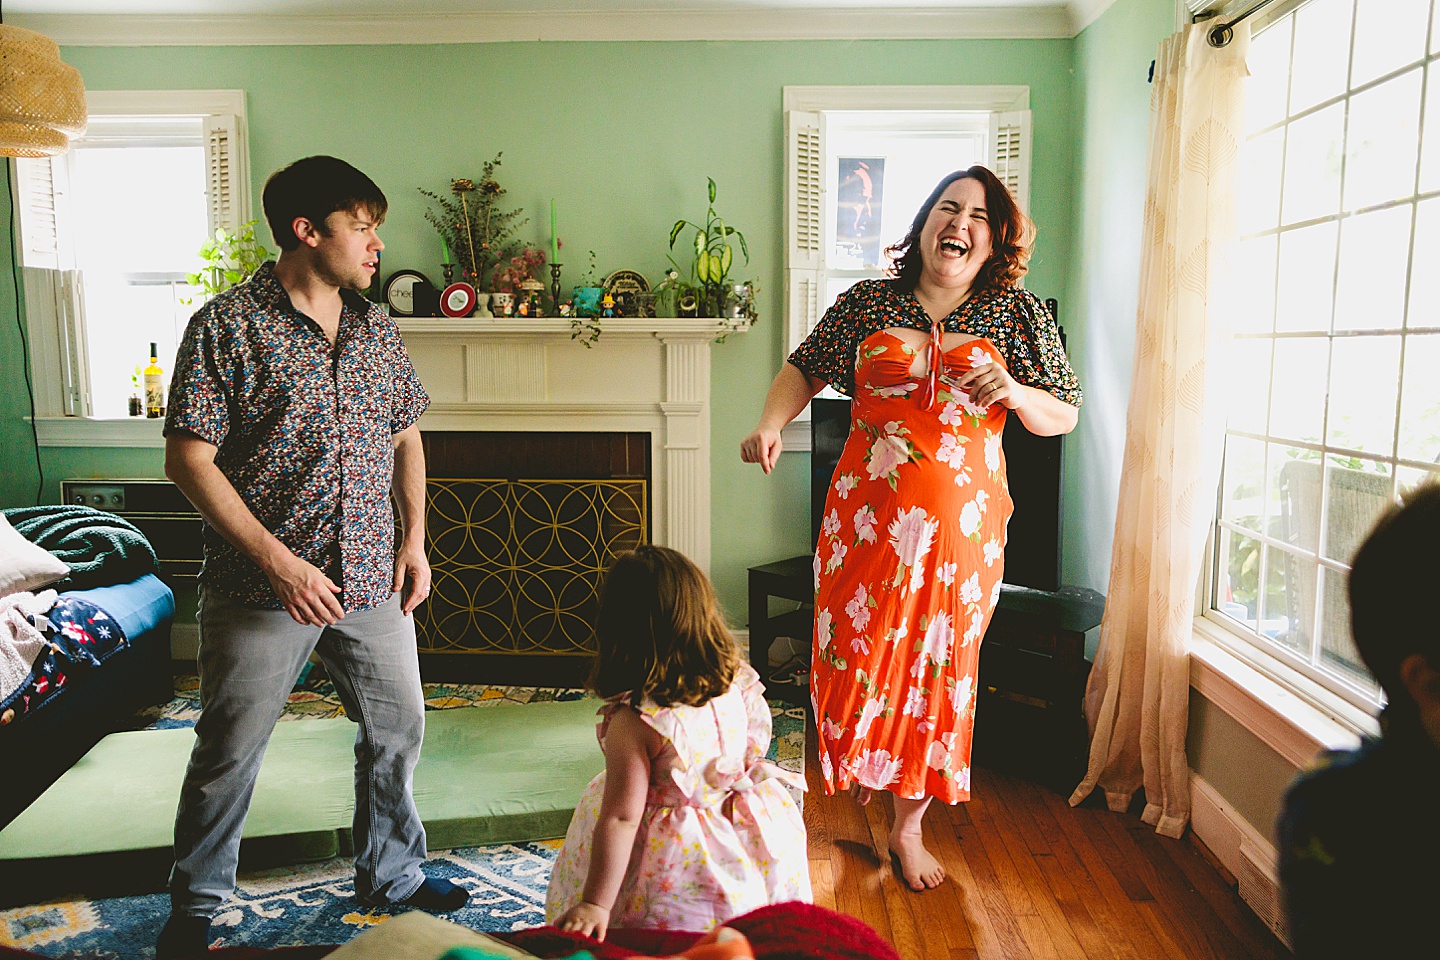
[6,0,1125,44]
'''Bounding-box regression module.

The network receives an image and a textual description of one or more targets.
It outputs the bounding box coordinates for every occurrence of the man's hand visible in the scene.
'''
[555,901,610,940]
[394,539,431,615]
[265,550,345,626]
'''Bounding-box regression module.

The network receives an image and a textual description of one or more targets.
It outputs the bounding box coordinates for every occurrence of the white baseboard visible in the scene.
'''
[1189,772,1291,948]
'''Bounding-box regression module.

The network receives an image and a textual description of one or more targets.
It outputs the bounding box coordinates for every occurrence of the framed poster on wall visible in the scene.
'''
[835,157,885,269]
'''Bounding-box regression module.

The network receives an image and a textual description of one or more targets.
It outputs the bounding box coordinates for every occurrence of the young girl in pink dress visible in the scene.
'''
[545,545,812,939]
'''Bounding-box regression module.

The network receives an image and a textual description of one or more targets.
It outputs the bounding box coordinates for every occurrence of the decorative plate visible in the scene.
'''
[440,282,478,318]
[383,270,430,317]
[603,270,649,317]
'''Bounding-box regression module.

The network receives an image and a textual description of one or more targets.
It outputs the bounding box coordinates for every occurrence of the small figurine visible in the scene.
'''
[517,298,530,317]
[529,291,543,317]
[600,292,616,318]
[559,302,572,317]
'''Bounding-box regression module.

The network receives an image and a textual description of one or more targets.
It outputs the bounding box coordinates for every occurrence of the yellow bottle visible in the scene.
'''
[144,342,165,419]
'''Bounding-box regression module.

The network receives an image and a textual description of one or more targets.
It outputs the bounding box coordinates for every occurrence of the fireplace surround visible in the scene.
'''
[398,315,744,683]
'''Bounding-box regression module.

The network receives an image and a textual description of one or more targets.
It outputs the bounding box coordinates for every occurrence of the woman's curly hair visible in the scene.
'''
[885,165,1035,293]
[589,545,741,708]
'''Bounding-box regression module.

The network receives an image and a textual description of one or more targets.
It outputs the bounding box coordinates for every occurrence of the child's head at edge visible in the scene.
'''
[1348,481,1440,743]
[590,544,741,708]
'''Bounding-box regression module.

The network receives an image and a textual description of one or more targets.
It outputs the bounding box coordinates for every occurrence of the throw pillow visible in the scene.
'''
[0,512,69,597]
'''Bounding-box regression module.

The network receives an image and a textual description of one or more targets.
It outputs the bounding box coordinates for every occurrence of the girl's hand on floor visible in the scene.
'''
[556,900,611,940]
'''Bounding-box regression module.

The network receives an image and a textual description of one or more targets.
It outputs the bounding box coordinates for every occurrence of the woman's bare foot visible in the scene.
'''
[888,832,945,891]
[848,782,874,806]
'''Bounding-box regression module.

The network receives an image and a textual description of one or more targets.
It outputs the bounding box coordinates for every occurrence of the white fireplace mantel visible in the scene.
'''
[396,316,749,573]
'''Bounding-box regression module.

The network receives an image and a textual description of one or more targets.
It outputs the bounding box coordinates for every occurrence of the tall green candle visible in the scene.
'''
[550,199,559,264]
[441,236,452,265]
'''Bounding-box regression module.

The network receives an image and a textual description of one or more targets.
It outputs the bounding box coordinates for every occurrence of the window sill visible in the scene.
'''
[1189,617,1373,768]
[32,416,165,448]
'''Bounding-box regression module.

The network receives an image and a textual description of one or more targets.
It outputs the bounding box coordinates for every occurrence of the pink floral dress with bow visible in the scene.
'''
[544,663,811,932]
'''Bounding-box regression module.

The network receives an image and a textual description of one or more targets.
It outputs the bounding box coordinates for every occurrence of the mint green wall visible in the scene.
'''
[1,37,1077,619]
[1065,0,1174,593]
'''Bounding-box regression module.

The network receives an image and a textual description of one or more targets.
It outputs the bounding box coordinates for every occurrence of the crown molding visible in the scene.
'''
[1068,0,1118,34]
[11,6,1077,46]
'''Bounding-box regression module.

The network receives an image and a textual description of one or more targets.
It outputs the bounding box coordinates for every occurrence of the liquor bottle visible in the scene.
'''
[144,342,165,419]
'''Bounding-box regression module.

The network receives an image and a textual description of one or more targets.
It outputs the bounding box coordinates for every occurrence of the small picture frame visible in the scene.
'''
[384,270,431,317]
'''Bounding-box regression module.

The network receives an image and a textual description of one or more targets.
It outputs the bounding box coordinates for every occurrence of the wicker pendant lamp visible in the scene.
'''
[0,19,87,157]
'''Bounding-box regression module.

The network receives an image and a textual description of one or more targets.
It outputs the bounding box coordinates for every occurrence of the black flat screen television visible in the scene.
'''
[809,323,1065,593]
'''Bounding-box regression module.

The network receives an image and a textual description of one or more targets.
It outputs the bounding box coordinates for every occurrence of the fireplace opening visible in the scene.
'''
[416,431,650,685]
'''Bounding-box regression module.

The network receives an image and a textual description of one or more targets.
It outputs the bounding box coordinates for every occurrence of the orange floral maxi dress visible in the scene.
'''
[811,325,1013,804]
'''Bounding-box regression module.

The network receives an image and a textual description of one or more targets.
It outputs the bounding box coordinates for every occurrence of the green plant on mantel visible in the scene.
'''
[183,220,270,304]
[669,177,750,317]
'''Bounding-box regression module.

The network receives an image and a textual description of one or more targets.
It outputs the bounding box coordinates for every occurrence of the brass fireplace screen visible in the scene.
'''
[415,478,648,666]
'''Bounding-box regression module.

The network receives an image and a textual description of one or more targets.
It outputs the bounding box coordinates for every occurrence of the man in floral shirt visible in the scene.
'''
[157,156,464,959]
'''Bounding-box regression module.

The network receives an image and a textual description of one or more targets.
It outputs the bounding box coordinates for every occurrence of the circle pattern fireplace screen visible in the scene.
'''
[417,478,648,656]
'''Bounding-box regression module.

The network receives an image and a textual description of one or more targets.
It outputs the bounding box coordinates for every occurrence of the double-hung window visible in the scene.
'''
[780,87,1031,446]
[782,88,1031,353]
[1208,0,1438,713]
[14,90,250,421]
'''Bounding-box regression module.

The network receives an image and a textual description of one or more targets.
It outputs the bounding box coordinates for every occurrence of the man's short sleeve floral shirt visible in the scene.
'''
[165,262,429,612]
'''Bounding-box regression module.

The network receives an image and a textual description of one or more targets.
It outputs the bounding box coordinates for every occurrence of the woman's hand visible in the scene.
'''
[556,900,611,940]
[741,426,785,474]
[957,362,1022,412]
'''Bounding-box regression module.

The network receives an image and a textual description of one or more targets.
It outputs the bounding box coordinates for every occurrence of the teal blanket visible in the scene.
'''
[3,505,158,590]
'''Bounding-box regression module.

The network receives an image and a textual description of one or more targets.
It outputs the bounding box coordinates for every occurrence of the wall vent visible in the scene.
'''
[1238,841,1291,949]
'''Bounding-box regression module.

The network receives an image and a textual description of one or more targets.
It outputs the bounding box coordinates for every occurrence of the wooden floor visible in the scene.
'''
[803,731,1293,960]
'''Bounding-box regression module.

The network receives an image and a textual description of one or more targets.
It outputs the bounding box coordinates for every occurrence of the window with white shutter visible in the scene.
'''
[13,91,251,420]
[782,87,1032,363]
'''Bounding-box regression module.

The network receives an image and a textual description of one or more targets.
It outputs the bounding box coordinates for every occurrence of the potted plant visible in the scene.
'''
[668,177,749,317]
[182,219,271,305]
[571,250,604,318]
[420,153,527,292]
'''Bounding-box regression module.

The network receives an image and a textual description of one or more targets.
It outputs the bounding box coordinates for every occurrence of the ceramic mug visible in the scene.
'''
[491,292,514,316]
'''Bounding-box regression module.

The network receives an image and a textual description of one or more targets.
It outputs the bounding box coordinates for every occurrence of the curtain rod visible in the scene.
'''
[1206,0,1280,47]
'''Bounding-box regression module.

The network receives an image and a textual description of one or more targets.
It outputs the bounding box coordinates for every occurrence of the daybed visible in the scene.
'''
[0,506,176,829]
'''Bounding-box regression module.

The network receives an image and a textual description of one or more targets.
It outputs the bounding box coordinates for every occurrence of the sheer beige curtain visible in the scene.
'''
[1068,19,1249,838]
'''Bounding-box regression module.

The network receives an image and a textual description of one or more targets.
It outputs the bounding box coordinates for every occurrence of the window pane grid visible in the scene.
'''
[1215,0,1440,710]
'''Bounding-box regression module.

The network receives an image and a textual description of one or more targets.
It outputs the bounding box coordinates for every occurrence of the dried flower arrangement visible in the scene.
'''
[490,247,548,294]
[419,152,527,290]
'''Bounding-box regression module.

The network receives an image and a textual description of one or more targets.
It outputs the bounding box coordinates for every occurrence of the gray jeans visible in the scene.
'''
[170,587,427,916]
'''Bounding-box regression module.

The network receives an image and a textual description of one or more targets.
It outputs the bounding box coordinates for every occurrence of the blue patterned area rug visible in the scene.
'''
[0,673,806,958]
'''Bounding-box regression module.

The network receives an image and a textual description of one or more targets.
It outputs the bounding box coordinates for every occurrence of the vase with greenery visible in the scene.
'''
[182,220,271,305]
[420,153,527,291]
[669,177,750,317]
[571,250,604,318]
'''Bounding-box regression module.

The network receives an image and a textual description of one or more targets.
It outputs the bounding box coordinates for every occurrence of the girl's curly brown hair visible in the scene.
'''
[589,545,741,708]
[885,165,1035,294]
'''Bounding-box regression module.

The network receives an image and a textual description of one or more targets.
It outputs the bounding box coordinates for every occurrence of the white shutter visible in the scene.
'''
[204,113,250,235]
[787,268,822,360]
[21,267,90,416]
[785,109,824,358]
[14,155,72,270]
[786,110,823,271]
[989,109,1032,213]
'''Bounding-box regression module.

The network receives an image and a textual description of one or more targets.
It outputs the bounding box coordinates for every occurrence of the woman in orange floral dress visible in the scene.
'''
[742,167,1082,891]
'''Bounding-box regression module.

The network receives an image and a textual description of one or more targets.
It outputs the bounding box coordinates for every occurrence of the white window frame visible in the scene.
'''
[780,85,1032,451]
[13,89,250,446]
[1195,0,1436,747]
